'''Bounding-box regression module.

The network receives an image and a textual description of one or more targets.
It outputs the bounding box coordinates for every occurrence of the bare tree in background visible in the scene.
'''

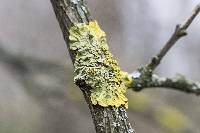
[50,0,200,132]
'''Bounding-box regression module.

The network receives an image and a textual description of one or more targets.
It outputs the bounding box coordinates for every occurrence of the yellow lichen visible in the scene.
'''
[155,106,187,133]
[69,20,133,108]
[127,92,150,112]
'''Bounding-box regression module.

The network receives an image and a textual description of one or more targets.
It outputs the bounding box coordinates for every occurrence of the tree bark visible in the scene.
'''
[50,0,134,132]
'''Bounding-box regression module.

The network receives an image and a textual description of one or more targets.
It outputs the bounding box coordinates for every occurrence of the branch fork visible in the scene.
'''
[130,3,200,96]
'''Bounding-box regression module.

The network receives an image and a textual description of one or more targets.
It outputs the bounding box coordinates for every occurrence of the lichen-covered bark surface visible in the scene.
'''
[69,21,134,108]
[50,0,134,132]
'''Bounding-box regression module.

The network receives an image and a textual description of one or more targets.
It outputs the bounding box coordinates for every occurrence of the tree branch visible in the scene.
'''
[151,74,200,95]
[130,68,200,95]
[50,0,134,132]
[148,3,200,70]
[129,3,200,95]
[50,0,200,132]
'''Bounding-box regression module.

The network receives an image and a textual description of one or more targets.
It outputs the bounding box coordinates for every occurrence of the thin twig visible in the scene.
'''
[131,72,200,96]
[148,3,200,70]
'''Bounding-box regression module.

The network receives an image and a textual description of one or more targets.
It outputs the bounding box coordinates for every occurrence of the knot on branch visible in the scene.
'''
[130,67,153,91]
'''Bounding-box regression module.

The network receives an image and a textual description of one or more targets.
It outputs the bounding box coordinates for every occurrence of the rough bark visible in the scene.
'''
[50,0,134,132]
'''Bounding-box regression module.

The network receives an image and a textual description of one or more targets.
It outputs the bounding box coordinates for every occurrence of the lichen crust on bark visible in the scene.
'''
[69,20,133,108]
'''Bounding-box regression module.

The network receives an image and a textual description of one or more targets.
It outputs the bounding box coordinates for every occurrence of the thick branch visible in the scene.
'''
[148,3,200,70]
[50,0,134,132]
[130,68,200,95]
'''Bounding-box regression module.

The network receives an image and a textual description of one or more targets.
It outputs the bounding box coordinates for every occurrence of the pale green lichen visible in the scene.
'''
[69,20,133,108]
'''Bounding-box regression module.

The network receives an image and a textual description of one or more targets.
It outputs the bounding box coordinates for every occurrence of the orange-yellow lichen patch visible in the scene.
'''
[69,20,133,108]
